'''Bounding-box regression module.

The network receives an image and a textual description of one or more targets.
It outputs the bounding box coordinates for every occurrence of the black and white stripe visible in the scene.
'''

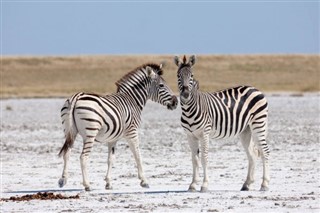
[58,63,177,191]
[174,55,270,192]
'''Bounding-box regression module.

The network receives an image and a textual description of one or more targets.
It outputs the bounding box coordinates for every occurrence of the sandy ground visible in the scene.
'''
[1,94,319,212]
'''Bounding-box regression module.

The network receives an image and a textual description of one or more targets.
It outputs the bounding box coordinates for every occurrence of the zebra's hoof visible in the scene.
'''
[84,186,91,191]
[200,186,208,193]
[105,183,113,190]
[241,184,250,191]
[260,186,269,191]
[58,178,67,188]
[140,181,149,188]
[188,187,197,192]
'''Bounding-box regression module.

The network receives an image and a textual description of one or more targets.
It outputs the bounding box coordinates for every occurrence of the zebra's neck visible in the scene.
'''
[120,87,149,111]
[116,71,150,111]
[181,86,199,111]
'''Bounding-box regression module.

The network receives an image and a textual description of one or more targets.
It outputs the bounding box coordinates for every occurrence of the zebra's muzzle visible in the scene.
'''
[181,86,190,100]
[167,95,178,110]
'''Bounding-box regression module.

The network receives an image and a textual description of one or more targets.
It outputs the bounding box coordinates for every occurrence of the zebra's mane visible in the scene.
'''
[178,56,191,69]
[116,63,163,92]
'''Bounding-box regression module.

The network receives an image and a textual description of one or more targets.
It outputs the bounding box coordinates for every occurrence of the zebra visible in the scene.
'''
[174,55,270,192]
[58,63,178,191]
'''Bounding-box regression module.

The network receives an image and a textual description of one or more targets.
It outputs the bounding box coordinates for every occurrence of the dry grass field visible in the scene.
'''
[1,55,319,98]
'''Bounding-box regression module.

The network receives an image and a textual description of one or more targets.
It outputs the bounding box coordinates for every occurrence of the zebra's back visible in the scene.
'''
[197,86,268,139]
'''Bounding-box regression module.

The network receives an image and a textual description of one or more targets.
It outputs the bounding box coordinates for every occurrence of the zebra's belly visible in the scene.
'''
[209,126,243,139]
[182,123,240,140]
[74,107,126,143]
[95,132,124,143]
[76,119,125,143]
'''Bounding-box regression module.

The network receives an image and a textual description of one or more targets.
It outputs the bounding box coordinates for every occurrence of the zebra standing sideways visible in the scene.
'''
[174,55,270,192]
[58,63,178,191]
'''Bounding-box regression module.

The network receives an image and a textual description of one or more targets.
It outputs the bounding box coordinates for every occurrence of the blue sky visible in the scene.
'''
[1,1,319,55]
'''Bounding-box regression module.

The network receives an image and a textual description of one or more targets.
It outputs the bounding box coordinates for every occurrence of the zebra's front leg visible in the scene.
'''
[80,139,94,191]
[187,135,200,192]
[105,142,116,190]
[58,148,71,188]
[200,134,210,192]
[126,135,149,188]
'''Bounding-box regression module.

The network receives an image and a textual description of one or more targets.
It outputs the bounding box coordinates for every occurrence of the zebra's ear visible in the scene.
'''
[189,55,196,67]
[159,61,166,69]
[174,55,181,67]
[146,66,157,79]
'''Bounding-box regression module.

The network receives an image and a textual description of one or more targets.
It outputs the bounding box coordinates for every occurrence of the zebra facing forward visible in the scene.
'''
[58,63,178,191]
[174,55,270,192]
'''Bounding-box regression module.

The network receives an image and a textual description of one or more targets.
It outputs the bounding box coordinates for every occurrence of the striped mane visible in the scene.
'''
[116,63,163,92]
[178,56,191,69]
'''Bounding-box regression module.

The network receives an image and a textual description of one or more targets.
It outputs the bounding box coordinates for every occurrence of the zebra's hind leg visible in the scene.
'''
[126,134,149,188]
[105,142,116,190]
[254,132,270,191]
[260,149,270,191]
[187,135,200,192]
[80,138,95,191]
[240,127,258,191]
[58,148,71,188]
[251,119,270,191]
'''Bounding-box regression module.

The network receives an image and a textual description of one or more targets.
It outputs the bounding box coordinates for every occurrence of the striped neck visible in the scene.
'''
[181,86,198,110]
[116,69,150,110]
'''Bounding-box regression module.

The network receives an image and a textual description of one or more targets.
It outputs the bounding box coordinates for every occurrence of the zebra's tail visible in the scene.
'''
[58,93,82,157]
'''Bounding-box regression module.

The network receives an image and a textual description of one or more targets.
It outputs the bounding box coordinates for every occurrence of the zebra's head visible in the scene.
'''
[146,64,178,110]
[174,55,196,103]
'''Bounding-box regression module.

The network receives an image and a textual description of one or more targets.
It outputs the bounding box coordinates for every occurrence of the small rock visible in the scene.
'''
[207,209,219,212]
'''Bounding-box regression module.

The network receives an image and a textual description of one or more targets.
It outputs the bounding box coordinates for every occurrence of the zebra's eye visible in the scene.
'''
[191,74,194,78]
[159,84,164,88]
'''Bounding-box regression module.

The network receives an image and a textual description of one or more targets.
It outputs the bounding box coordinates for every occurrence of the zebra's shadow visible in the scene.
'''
[4,188,246,195]
[4,188,187,195]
